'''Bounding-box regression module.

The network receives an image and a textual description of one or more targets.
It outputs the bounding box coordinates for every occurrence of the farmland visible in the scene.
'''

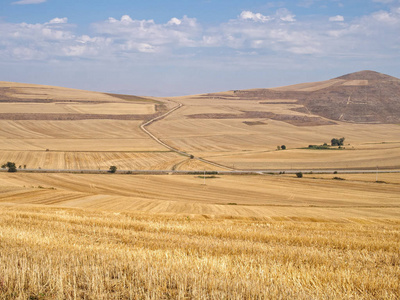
[1,73,400,299]
[0,173,399,218]
[0,204,399,299]
[1,73,400,171]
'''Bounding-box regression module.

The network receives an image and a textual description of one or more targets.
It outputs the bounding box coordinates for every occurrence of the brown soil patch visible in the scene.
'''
[188,111,335,126]
[243,121,268,126]
[0,113,152,121]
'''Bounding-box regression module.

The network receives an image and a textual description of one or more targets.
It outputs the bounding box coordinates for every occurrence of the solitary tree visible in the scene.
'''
[281,145,286,150]
[2,162,17,172]
[331,137,345,146]
[109,166,117,173]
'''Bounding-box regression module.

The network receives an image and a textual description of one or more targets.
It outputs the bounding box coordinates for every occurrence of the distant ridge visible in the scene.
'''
[335,70,399,81]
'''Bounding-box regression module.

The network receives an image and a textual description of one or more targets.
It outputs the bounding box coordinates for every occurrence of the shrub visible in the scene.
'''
[331,137,345,146]
[109,166,117,173]
[2,162,17,172]
[296,172,303,178]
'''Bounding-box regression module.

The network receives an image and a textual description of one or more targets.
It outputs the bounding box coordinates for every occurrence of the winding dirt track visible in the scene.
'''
[140,99,234,171]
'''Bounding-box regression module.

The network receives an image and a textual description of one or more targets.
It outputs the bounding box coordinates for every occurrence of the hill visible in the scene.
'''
[201,70,400,124]
[0,81,148,103]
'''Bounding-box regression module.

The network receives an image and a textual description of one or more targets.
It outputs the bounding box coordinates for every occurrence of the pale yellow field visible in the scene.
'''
[150,96,400,169]
[270,79,343,91]
[311,172,400,184]
[208,146,400,170]
[0,102,155,115]
[0,81,127,102]
[0,150,193,170]
[1,173,399,218]
[0,120,164,151]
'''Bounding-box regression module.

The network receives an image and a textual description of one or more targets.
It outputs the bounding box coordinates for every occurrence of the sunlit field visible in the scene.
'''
[0,205,399,299]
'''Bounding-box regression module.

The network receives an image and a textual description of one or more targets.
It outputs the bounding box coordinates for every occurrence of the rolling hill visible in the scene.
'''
[201,70,400,124]
[1,71,400,172]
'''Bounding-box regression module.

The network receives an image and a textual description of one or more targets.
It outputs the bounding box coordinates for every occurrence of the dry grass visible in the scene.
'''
[269,79,342,92]
[0,120,164,152]
[1,173,399,218]
[0,81,129,103]
[0,205,399,299]
[0,103,154,115]
[0,150,193,170]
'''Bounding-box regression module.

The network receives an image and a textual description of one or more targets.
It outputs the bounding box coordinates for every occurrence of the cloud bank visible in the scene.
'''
[1,5,399,67]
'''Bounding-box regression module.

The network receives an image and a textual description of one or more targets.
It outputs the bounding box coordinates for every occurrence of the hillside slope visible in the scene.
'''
[203,71,400,124]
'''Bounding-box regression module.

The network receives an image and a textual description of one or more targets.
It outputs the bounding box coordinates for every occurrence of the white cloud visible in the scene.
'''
[93,15,200,52]
[49,18,68,24]
[167,18,182,26]
[1,6,399,64]
[329,15,344,22]
[12,0,46,4]
[239,11,271,22]
[371,10,400,24]
[276,8,296,22]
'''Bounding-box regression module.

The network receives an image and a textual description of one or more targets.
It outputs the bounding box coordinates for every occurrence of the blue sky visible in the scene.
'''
[1,0,400,96]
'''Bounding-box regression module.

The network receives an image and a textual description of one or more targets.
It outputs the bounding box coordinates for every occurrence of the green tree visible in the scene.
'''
[331,137,345,146]
[2,162,17,172]
[109,166,117,173]
[296,172,303,178]
[281,145,286,150]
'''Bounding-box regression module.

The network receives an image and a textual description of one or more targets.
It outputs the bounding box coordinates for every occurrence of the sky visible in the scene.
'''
[1,0,400,96]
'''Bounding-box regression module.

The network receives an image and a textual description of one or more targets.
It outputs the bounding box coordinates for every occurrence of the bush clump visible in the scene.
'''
[1,162,17,172]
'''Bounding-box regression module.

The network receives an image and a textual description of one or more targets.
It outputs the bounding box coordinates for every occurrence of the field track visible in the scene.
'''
[140,99,234,170]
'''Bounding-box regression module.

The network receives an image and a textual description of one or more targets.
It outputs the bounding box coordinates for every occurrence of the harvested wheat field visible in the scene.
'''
[0,150,196,170]
[1,73,400,298]
[1,173,399,218]
[150,97,400,170]
[2,74,400,171]
[0,204,399,299]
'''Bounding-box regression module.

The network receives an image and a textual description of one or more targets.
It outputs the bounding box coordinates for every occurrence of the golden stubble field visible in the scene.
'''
[1,173,399,218]
[0,204,399,299]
